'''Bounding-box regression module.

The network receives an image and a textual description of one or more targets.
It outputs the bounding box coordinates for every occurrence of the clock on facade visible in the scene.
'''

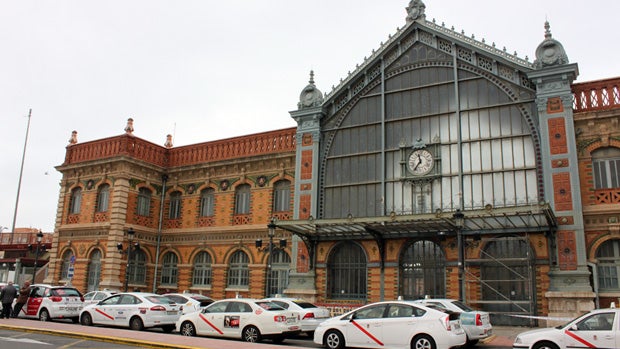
[408,149,434,175]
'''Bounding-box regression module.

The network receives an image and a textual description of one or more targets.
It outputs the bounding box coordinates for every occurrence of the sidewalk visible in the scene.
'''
[0,317,527,348]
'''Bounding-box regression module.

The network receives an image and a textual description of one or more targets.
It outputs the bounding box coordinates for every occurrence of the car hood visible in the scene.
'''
[515,327,561,340]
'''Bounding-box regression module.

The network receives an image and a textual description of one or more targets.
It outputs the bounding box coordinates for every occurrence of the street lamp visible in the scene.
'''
[32,230,44,282]
[117,228,136,292]
[453,210,465,302]
[255,218,286,296]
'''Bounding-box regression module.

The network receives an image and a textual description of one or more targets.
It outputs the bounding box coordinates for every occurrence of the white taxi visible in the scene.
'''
[313,300,466,349]
[17,284,84,322]
[177,298,301,343]
[163,293,214,314]
[262,297,330,336]
[513,307,620,349]
[79,292,181,332]
[413,298,492,345]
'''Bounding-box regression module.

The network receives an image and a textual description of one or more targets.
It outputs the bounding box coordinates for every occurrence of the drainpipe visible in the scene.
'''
[152,174,168,293]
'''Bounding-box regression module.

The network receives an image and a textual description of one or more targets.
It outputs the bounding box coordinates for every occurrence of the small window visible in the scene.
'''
[193,251,212,286]
[168,191,182,219]
[69,188,82,214]
[592,148,620,189]
[161,252,178,285]
[200,188,215,217]
[137,188,152,216]
[235,184,251,214]
[273,180,291,212]
[96,184,110,212]
[60,250,74,280]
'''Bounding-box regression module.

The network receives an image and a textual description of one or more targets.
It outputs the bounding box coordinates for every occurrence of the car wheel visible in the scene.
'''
[180,321,196,336]
[129,316,144,331]
[533,342,560,349]
[80,312,93,326]
[39,309,50,322]
[161,325,175,333]
[324,330,345,349]
[242,325,262,343]
[411,334,436,349]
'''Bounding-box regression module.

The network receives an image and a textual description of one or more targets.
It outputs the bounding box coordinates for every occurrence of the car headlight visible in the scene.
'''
[514,336,522,344]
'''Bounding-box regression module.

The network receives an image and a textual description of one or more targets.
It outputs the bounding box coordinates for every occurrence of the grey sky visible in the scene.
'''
[1,0,618,232]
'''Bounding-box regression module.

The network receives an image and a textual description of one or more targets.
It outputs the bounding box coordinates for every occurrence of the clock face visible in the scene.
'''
[408,149,434,175]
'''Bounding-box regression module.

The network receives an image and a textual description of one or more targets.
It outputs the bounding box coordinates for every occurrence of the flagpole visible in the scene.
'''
[10,109,32,244]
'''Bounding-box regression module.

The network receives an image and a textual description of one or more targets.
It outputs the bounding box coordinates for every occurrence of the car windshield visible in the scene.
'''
[450,300,474,312]
[256,301,286,311]
[293,301,319,309]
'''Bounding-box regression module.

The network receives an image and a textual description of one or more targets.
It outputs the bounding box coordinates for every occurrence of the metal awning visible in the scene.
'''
[275,203,556,242]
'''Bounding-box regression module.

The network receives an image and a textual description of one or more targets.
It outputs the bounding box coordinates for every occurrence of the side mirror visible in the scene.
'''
[569,324,578,331]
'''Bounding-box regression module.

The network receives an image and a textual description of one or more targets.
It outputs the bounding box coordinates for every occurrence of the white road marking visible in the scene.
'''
[0,336,52,345]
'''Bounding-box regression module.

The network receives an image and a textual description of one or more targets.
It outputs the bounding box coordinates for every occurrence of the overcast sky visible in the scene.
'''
[1,0,618,233]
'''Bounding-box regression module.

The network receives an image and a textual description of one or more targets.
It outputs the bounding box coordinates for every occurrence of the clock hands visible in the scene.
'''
[413,153,422,171]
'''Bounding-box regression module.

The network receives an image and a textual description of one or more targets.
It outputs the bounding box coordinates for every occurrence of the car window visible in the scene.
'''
[83,292,95,300]
[292,301,318,309]
[354,305,387,319]
[427,302,448,311]
[165,295,186,303]
[94,292,107,301]
[101,295,121,305]
[576,313,615,331]
[119,295,140,305]
[30,287,45,298]
[450,300,474,312]
[387,304,415,318]
[227,302,252,313]
[411,305,427,317]
[145,296,169,305]
[256,301,286,311]
[52,288,81,297]
[271,301,289,309]
[205,302,229,313]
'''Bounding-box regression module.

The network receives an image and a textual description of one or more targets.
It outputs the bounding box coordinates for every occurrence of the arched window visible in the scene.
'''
[96,184,110,212]
[60,250,74,280]
[87,249,102,292]
[161,252,178,286]
[592,148,620,189]
[596,239,620,291]
[266,250,291,297]
[327,241,367,300]
[168,191,182,219]
[199,188,215,217]
[399,240,446,299]
[273,180,291,212]
[128,250,147,284]
[227,251,249,287]
[192,251,212,286]
[137,188,152,216]
[235,184,251,214]
[69,188,82,214]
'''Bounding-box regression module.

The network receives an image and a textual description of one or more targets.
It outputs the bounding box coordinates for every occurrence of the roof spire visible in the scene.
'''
[544,20,552,39]
[309,70,315,85]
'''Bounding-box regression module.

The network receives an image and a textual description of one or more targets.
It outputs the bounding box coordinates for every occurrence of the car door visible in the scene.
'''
[221,301,250,338]
[112,294,137,326]
[198,301,229,337]
[345,304,386,348]
[565,312,617,349]
[91,294,121,325]
[25,286,45,317]
[382,304,421,348]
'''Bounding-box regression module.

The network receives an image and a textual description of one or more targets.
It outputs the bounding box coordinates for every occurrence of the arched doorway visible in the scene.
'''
[326,241,367,300]
[480,236,535,326]
[399,240,446,299]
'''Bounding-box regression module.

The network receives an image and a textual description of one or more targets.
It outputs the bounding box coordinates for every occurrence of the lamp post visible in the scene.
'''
[32,230,43,282]
[453,210,465,302]
[266,219,276,296]
[123,228,135,292]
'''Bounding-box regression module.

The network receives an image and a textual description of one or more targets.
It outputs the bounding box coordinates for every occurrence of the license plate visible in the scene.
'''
[286,317,296,324]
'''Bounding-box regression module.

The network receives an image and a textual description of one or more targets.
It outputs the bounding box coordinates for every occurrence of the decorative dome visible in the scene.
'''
[533,21,569,69]
[298,70,323,109]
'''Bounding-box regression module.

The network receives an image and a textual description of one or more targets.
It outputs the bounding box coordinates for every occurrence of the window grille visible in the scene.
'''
[193,251,213,286]
[160,252,178,285]
[137,188,151,216]
[327,242,367,299]
[273,180,291,212]
[69,188,82,214]
[399,240,446,299]
[596,239,620,291]
[96,184,109,212]
[199,188,215,217]
[168,191,182,219]
[235,184,251,214]
[227,251,249,287]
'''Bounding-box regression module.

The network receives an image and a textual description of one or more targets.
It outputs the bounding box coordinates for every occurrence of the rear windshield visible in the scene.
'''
[293,301,319,309]
[51,288,81,297]
[147,296,174,305]
[450,300,474,312]
[256,301,286,311]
